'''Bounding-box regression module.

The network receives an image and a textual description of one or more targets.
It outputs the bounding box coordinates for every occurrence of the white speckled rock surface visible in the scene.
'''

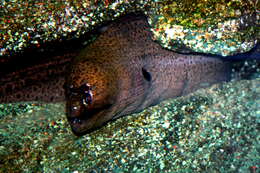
[0,74,259,172]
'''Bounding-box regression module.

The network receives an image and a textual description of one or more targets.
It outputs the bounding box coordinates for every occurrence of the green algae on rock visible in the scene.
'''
[0,0,153,57]
[1,0,259,57]
[148,0,259,56]
[0,78,259,172]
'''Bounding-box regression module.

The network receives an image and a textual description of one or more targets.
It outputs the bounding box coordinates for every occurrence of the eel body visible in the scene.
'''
[65,14,231,135]
[0,53,74,103]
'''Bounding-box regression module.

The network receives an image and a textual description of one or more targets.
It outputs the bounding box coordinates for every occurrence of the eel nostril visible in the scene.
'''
[69,104,83,118]
[71,105,79,112]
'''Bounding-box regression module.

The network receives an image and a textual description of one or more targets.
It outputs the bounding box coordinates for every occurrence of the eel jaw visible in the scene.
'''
[66,104,113,136]
[65,83,114,136]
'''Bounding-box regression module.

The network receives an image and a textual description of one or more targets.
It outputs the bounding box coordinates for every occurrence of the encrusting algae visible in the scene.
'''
[148,0,259,56]
[0,0,259,57]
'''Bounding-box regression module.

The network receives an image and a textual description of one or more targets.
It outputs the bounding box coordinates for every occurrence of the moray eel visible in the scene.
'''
[65,14,232,136]
[1,13,257,136]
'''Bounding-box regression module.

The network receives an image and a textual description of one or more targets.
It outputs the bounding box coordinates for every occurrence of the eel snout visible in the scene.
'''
[65,60,118,135]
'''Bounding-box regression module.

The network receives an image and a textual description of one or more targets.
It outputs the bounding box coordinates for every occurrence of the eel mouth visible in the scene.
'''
[66,104,112,136]
[67,116,95,136]
[67,116,89,135]
[65,83,114,135]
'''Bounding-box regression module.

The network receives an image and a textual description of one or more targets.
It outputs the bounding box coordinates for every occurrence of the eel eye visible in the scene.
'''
[82,91,93,106]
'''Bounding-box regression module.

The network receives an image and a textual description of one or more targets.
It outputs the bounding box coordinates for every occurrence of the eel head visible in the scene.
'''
[65,60,118,136]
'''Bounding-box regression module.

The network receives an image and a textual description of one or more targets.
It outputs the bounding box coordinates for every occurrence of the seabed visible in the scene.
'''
[0,75,259,172]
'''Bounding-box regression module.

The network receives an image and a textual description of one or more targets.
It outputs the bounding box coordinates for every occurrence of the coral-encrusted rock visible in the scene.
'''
[148,0,259,56]
[0,0,259,57]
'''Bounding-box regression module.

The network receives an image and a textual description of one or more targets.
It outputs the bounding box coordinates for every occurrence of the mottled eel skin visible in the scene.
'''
[65,14,231,135]
[0,53,74,103]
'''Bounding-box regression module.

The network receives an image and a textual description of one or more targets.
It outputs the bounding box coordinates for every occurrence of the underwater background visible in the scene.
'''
[0,0,259,172]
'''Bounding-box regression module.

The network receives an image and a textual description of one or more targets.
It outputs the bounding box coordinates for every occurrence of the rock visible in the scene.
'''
[0,0,259,57]
[0,78,259,172]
